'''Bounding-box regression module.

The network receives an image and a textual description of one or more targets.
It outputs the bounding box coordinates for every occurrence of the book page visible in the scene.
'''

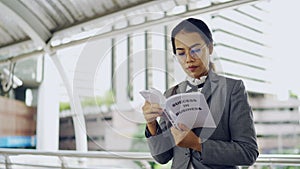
[139,88,175,126]
[139,88,166,106]
[165,92,216,129]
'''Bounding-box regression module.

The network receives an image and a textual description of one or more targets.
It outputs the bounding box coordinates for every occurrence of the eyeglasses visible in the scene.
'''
[174,44,206,61]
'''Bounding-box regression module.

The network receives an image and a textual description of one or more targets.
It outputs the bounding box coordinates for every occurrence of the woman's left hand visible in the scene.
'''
[170,124,202,151]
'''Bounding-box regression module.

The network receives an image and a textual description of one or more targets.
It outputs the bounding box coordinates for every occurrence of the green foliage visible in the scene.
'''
[81,90,114,107]
[153,161,172,169]
[59,90,115,112]
[130,124,149,152]
[261,166,300,169]
[59,102,71,111]
[133,123,147,139]
[131,124,172,169]
[289,90,298,99]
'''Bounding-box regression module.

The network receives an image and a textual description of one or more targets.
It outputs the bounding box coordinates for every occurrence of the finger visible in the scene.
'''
[143,108,164,115]
[144,112,161,118]
[170,127,186,145]
[142,104,163,113]
[171,126,189,140]
[142,101,151,111]
[144,112,161,122]
[177,123,190,131]
[145,117,157,123]
[170,126,181,135]
[149,103,162,109]
[142,103,163,112]
[144,106,163,113]
[143,101,161,108]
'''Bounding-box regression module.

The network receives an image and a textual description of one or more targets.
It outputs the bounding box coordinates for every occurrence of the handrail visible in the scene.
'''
[0,149,152,160]
[256,154,300,165]
[1,149,300,168]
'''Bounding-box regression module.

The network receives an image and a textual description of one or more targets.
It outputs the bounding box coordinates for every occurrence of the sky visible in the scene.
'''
[269,0,300,99]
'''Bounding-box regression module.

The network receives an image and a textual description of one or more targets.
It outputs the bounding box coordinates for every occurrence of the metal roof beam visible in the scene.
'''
[0,0,51,47]
[0,40,37,59]
[0,0,262,64]
[52,0,167,39]
[53,0,262,50]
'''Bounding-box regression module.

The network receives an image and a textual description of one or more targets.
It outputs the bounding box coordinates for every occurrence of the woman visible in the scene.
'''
[142,18,259,169]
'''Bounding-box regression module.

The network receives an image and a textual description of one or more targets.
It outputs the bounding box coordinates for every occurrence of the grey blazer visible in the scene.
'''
[145,70,259,169]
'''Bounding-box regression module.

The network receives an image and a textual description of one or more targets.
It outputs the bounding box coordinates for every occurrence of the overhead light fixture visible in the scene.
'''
[0,68,23,91]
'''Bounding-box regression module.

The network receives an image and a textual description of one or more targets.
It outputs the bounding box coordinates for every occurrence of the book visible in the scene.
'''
[140,88,216,130]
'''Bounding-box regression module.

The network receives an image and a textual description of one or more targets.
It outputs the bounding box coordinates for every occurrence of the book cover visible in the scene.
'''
[140,88,216,130]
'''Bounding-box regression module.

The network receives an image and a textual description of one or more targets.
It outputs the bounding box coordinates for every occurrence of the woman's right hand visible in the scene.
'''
[142,101,163,123]
[142,101,163,136]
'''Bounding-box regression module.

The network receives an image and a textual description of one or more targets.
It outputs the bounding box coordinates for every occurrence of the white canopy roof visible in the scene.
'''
[0,0,260,63]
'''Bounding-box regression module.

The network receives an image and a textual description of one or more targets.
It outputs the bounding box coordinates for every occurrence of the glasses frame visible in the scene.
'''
[173,44,207,61]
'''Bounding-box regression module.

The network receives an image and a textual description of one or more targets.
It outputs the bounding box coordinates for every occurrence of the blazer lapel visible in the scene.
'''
[175,81,188,94]
[201,70,219,100]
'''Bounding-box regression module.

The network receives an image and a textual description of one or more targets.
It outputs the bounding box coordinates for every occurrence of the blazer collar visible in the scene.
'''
[201,70,219,100]
[175,69,219,100]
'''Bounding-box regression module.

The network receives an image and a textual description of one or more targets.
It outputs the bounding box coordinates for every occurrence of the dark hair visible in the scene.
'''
[171,18,213,54]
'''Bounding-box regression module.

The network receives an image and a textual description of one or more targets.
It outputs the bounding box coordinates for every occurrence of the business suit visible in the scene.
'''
[145,70,259,169]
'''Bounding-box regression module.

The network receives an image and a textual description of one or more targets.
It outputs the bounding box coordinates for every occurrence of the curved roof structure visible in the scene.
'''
[0,0,259,63]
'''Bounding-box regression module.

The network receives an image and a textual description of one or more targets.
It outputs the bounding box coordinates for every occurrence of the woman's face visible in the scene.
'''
[174,31,212,79]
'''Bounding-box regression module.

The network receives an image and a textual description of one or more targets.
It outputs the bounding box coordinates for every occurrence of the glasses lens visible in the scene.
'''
[176,53,186,60]
[174,45,205,60]
[190,48,202,58]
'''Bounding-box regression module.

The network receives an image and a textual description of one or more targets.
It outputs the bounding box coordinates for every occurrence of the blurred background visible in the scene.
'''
[0,0,299,168]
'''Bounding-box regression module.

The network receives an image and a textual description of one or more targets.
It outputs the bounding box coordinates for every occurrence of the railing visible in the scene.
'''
[0,149,153,169]
[0,148,300,169]
[255,154,300,168]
